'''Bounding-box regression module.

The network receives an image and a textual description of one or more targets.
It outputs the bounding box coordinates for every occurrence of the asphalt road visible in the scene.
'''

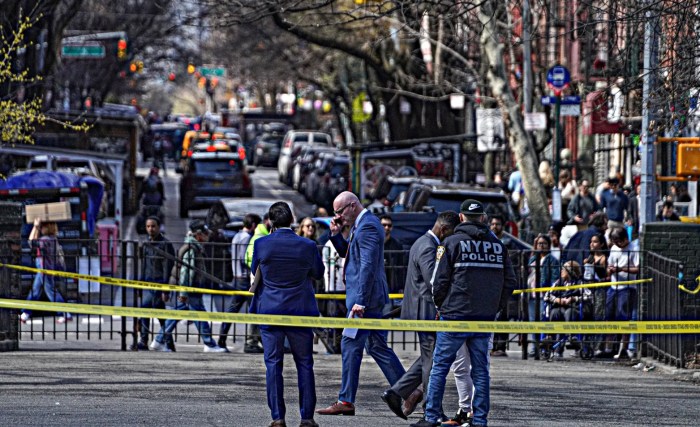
[125,161,314,242]
[1,341,698,427]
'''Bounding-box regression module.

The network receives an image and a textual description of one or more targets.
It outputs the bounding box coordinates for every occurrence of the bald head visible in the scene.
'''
[332,191,363,228]
[334,191,359,206]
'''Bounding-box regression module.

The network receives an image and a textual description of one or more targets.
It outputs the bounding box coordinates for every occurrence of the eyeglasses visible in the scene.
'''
[382,223,393,228]
[335,201,354,216]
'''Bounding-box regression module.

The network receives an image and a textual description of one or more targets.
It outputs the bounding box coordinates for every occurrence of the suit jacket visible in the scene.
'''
[330,211,389,312]
[250,229,324,317]
[400,231,439,321]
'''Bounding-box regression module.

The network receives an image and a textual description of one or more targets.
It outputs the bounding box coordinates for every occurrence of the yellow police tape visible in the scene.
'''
[2,298,699,334]
[0,263,652,302]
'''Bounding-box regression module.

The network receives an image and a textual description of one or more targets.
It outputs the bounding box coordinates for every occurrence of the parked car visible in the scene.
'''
[277,130,332,185]
[292,145,335,192]
[204,197,295,283]
[179,151,253,218]
[205,197,296,241]
[306,153,350,211]
[370,175,446,212]
[253,133,284,167]
[403,181,518,235]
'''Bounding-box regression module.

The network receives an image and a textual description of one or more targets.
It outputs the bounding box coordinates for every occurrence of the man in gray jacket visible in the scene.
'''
[411,200,517,427]
[381,211,460,420]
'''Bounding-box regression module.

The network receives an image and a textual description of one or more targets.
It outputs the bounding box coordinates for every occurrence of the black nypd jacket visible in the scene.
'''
[431,221,517,321]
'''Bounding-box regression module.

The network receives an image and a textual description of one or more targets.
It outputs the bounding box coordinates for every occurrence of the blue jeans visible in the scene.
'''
[219,277,259,340]
[528,298,545,351]
[425,331,491,426]
[261,326,316,421]
[155,295,216,347]
[139,287,166,344]
[338,311,406,403]
[24,258,69,317]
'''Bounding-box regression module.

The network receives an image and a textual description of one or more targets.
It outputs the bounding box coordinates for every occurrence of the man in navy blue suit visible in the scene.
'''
[250,202,325,427]
[317,191,406,416]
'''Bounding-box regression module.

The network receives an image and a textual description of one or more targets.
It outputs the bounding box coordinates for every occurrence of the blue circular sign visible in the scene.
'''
[546,65,571,93]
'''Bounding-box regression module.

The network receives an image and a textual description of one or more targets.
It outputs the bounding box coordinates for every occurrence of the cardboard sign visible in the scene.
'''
[25,202,72,223]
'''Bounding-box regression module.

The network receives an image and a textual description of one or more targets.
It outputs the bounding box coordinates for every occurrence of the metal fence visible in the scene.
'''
[7,239,698,366]
[644,251,700,368]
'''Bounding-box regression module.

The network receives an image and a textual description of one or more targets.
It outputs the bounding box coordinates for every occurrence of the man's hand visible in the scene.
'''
[161,293,170,303]
[574,215,583,224]
[350,304,365,318]
[330,216,343,235]
[33,217,41,227]
[178,296,188,303]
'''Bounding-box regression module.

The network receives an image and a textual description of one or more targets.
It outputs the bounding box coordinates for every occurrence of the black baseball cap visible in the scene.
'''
[189,219,210,234]
[460,199,485,215]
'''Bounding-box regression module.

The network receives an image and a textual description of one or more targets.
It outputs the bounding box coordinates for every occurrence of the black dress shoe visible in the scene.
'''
[381,389,407,420]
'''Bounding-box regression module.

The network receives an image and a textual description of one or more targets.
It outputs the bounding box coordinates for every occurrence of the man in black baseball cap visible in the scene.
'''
[460,199,485,217]
[414,197,516,427]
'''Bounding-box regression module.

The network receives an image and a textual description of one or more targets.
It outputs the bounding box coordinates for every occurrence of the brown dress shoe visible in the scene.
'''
[403,389,424,417]
[268,420,286,427]
[316,401,355,416]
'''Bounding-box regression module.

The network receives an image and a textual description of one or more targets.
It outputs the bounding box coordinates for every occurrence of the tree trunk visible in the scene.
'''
[478,0,550,235]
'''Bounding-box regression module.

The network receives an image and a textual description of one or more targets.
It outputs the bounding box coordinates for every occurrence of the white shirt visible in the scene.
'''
[608,239,640,290]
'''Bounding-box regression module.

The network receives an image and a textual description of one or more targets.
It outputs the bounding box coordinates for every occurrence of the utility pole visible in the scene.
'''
[640,2,659,228]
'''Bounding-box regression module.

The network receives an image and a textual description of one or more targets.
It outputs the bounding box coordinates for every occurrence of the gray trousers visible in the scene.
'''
[390,332,472,412]
[391,331,436,399]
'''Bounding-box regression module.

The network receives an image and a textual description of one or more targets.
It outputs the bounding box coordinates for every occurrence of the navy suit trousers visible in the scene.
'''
[261,325,316,420]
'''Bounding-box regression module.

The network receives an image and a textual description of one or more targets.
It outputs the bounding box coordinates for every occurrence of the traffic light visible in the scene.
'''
[210,77,219,88]
[117,38,127,60]
[187,63,196,74]
[168,72,176,82]
[129,62,137,73]
[137,60,144,73]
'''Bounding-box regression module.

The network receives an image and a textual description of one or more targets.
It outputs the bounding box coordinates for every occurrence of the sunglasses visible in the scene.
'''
[335,201,354,216]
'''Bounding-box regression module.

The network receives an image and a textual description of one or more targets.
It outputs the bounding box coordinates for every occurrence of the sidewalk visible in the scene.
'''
[1,340,698,426]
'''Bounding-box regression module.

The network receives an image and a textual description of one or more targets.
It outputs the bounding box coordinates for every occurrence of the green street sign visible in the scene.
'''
[199,66,226,77]
[61,44,105,58]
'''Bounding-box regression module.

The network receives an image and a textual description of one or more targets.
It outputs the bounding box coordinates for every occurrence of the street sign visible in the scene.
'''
[61,44,105,58]
[199,66,226,77]
[541,95,581,106]
[560,104,581,116]
[524,112,547,130]
[546,65,570,95]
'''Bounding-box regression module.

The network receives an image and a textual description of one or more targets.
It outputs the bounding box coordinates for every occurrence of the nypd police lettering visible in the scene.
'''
[456,240,504,267]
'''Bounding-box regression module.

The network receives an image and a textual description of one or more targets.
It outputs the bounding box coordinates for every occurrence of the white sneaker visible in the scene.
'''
[613,349,630,360]
[19,313,30,323]
[203,345,226,353]
[149,340,171,352]
[57,315,73,324]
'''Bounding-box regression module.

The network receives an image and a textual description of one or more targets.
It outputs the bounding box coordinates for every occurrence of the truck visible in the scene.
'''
[0,170,105,302]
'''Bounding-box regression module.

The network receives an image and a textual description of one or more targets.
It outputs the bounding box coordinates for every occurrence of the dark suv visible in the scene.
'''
[404,182,516,224]
[179,151,253,218]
